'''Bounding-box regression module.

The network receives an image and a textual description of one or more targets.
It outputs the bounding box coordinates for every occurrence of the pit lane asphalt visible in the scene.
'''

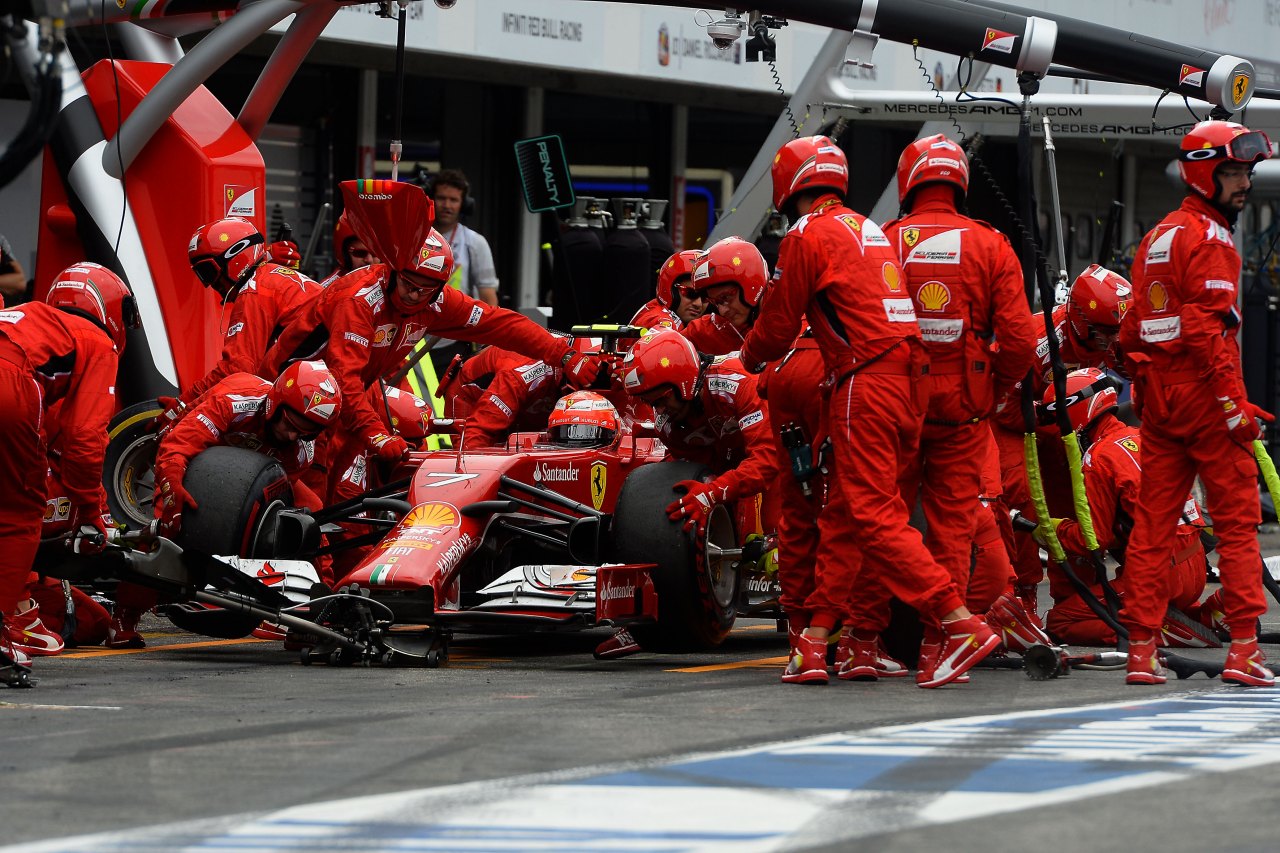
[5,567,1280,852]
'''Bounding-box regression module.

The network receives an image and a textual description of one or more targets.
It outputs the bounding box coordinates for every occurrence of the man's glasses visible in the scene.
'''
[676,285,708,301]
[349,248,372,260]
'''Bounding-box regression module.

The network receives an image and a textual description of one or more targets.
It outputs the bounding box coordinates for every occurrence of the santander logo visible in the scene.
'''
[533,463,580,483]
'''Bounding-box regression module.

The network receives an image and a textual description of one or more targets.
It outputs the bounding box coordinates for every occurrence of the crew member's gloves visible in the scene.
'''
[268,240,301,269]
[1219,395,1272,444]
[562,350,602,389]
[153,395,186,432]
[155,477,198,536]
[68,503,110,555]
[1031,517,1066,549]
[666,479,729,538]
[369,433,410,462]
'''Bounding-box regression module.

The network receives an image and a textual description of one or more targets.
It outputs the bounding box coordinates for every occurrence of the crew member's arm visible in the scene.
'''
[988,235,1038,397]
[57,330,118,508]
[740,233,812,371]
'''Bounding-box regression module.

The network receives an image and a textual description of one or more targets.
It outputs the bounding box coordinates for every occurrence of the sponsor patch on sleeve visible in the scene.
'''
[196,414,221,438]
[467,305,484,327]
[883,297,918,323]
[488,394,513,417]
[226,322,245,338]
[1204,279,1235,292]
[344,332,369,347]
[739,410,765,430]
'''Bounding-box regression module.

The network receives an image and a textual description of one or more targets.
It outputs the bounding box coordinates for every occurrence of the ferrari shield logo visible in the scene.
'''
[1232,72,1250,107]
[590,461,607,511]
[902,227,920,248]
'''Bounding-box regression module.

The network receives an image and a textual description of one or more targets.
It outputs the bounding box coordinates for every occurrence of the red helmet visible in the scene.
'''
[657,250,700,308]
[46,262,140,353]
[547,390,619,447]
[896,133,970,205]
[691,237,768,307]
[1041,368,1118,434]
[1178,120,1272,199]
[1067,264,1132,349]
[188,217,266,298]
[771,135,848,213]
[266,360,341,437]
[382,386,431,444]
[390,229,455,314]
[621,329,702,401]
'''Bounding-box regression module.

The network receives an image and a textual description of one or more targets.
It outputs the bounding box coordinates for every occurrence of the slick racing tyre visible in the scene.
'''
[103,399,165,529]
[180,446,294,558]
[163,447,294,639]
[613,461,738,651]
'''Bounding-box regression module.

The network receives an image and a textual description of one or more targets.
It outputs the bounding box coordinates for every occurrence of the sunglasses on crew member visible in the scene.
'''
[397,271,445,296]
[280,406,327,440]
[349,249,372,260]
[676,285,708,301]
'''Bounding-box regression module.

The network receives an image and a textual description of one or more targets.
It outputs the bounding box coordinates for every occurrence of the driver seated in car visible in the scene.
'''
[443,336,603,450]
[546,390,620,448]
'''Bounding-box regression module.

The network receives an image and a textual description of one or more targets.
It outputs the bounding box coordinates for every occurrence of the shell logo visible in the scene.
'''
[732,256,742,267]
[903,228,920,248]
[882,262,902,292]
[1148,281,1169,311]
[218,232,230,244]
[917,280,951,311]
[404,502,460,531]
[660,356,671,367]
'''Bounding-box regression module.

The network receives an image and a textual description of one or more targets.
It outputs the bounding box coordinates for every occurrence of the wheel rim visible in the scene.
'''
[111,433,158,528]
[701,506,737,610]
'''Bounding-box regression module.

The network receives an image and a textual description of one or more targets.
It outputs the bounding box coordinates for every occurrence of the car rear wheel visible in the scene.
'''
[612,461,738,651]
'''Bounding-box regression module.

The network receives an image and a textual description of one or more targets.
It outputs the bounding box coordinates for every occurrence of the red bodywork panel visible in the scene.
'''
[36,60,265,393]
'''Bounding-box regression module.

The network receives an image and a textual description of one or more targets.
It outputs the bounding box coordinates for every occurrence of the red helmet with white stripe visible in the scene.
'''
[896,134,970,205]
[771,135,848,213]
[1178,120,1272,200]
[657,250,700,308]
[188,217,266,300]
[1067,264,1131,351]
[46,262,140,353]
[383,386,431,444]
[548,390,619,447]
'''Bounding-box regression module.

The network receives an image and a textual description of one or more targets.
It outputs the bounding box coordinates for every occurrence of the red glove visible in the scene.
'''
[152,395,186,433]
[665,479,729,538]
[1220,395,1268,445]
[68,503,109,555]
[369,433,409,462]
[155,477,198,536]
[562,350,602,389]
[268,240,301,269]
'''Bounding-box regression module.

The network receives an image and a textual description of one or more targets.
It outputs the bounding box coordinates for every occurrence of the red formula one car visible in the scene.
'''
[83,334,780,666]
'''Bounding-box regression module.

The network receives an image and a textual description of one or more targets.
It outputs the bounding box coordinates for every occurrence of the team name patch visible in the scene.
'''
[1140,316,1182,342]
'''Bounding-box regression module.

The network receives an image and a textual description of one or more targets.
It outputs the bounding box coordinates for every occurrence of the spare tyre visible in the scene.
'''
[612,460,738,651]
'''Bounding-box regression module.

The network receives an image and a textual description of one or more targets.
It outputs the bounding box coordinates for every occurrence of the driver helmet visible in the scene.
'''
[547,390,619,448]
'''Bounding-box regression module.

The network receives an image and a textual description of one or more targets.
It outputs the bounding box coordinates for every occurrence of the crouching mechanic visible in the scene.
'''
[262,181,602,503]
[1038,368,1210,647]
[630,250,707,331]
[158,217,322,428]
[595,329,780,659]
[0,263,138,673]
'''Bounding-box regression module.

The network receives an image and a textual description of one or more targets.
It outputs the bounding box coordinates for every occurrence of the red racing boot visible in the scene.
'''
[835,632,911,680]
[7,604,64,656]
[782,633,828,684]
[106,606,146,650]
[1222,639,1275,687]
[1125,637,1167,685]
[985,591,1051,654]
[917,615,1000,689]
[0,616,33,668]
[915,621,966,684]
